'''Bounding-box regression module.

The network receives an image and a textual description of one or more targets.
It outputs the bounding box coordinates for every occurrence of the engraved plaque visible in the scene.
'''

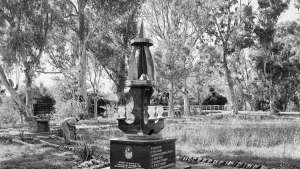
[110,138,176,169]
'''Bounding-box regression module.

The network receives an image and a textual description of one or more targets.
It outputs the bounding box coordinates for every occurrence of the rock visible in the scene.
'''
[226,161,235,166]
[187,157,193,163]
[78,163,87,168]
[260,166,268,169]
[79,161,93,167]
[245,163,253,169]
[91,159,99,165]
[90,164,104,169]
[197,158,203,162]
[252,164,262,169]
[64,157,74,161]
[202,158,208,163]
[218,160,225,165]
[185,156,190,161]
[212,160,219,165]
[236,162,245,168]
[232,161,238,167]
[88,161,94,166]
[193,157,198,164]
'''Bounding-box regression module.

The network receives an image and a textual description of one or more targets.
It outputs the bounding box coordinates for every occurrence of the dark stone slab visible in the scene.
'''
[193,157,198,164]
[36,120,50,132]
[110,138,176,169]
[253,164,262,169]
[207,159,213,163]
[212,160,219,165]
[236,162,245,168]
[218,160,225,165]
[197,158,203,162]
[245,163,254,169]
[226,161,235,166]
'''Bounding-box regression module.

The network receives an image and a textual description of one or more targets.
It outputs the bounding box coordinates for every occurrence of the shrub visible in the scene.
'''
[53,99,85,121]
[19,130,25,141]
[74,141,96,162]
[0,97,21,128]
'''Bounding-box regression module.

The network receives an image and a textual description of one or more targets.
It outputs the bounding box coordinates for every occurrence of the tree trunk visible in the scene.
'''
[94,97,97,118]
[78,0,88,114]
[270,94,277,114]
[168,81,174,117]
[223,54,239,114]
[269,81,279,115]
[183,79,190,115]
[79,43,87,112]
[24,64,33,117]
[0,65,31,120]
[183,93,190,115]
[197,87,201,104]
[117,56,126,103]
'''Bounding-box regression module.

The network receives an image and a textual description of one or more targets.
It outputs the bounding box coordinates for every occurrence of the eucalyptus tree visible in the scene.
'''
[0,0,55,120]
[87,1,144,104]
[253,20,300,112]
[252,0,290,114]
[48,0,143,111]
[146,0,202,116]
[189,0,256,114]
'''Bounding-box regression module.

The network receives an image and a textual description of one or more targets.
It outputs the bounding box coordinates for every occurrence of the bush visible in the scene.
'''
[53,99,85,121]
[74,141,96,162]
[0,97,21,128]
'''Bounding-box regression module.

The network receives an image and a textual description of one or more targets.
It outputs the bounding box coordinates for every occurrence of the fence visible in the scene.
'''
[197,105,226,111]
[108,104,229,119]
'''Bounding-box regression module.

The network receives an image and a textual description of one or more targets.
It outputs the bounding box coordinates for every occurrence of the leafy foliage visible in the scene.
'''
[202,88,228,105]
[251,1,298,112]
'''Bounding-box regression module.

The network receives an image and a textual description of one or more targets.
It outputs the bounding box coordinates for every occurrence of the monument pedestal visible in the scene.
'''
[110,138,176,169]
[36,119,50,133]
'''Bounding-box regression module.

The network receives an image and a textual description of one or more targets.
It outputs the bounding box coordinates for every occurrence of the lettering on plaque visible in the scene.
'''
[114,161,145,169]
[150,145,175,169]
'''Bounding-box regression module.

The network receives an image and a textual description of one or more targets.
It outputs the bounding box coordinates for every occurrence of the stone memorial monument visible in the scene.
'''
[110,22,176,169]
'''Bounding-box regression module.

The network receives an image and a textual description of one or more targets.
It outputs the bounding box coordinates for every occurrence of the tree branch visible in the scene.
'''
[36,71,62,74]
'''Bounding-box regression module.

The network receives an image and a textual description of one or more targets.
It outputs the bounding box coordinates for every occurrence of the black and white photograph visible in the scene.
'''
[0,0,299,168]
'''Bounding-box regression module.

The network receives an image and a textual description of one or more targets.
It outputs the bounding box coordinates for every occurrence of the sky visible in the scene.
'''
[31,1,300,93]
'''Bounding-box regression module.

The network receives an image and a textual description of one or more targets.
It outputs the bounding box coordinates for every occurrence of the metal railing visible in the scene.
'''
[198,105,226,111]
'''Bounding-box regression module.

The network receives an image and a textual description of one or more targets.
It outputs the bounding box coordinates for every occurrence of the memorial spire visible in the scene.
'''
[138,20,144,38]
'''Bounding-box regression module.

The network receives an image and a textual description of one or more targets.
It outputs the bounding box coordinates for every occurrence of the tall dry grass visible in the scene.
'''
[162,116,300,159]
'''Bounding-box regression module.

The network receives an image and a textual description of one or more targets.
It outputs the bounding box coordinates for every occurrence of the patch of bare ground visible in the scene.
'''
[0,143,79,169]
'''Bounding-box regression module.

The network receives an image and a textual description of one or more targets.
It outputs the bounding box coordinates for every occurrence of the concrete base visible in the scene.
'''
[36,120,50,133]
[110,137,176,169]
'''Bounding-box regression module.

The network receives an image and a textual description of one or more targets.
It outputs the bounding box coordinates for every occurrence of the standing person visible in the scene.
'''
[61,117,79,144]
